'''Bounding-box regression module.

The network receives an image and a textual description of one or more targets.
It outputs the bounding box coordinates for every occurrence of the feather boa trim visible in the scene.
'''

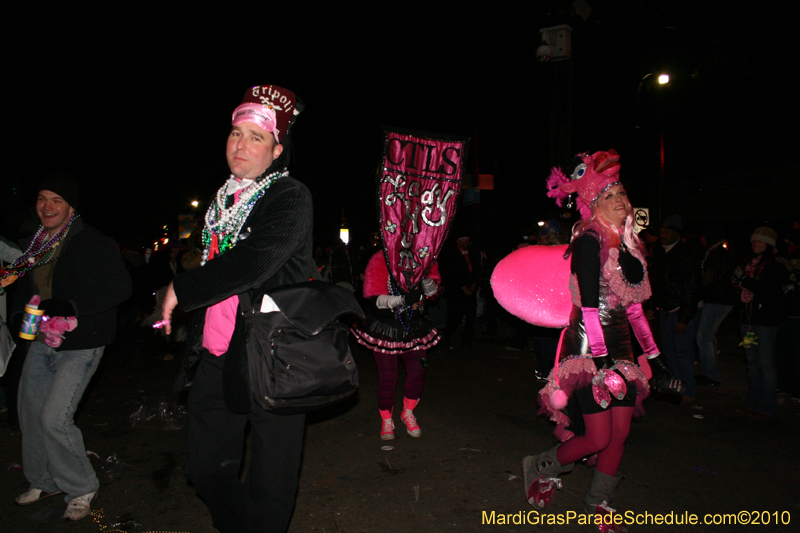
[546,166,593,221]
[546,167,570,207]
[537,356,650,442]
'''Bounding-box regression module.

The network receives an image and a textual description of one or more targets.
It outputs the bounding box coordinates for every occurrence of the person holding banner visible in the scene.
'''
[352,252,440,439]
[355,129,468,440]
[522,150,681,530]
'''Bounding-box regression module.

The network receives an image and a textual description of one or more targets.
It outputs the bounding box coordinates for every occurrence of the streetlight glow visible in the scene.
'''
[658,74,670,85]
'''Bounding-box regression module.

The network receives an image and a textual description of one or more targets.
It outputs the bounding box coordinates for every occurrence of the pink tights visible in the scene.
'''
[556,406,634,476]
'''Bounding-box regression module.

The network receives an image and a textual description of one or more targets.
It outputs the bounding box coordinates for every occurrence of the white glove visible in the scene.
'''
[421,277,438,297]
[376,295,405,309]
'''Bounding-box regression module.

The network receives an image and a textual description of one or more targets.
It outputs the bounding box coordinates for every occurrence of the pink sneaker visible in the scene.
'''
[401,398,421,437]
[380,409,395,440]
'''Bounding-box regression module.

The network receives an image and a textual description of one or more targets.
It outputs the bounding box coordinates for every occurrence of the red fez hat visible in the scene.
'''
[231,85,302,143]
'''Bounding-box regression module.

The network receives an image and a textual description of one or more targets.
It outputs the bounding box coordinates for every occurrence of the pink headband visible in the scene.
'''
[231,103,280,142]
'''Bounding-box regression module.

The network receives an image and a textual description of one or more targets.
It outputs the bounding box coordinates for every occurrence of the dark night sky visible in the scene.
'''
[4,2,795,251]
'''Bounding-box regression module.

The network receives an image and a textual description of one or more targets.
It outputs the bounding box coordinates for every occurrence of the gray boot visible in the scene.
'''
[584,469,627,532]
[522,445,574,508]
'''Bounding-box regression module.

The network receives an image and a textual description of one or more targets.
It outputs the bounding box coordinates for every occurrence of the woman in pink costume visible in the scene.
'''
[351,252,440,439]
[522,150,680,530]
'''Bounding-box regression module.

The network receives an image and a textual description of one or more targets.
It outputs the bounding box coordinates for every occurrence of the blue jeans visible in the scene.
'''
[18,342,103,500]
[695,304,732,382]
[740,324,778,416]
[659,310,700,398]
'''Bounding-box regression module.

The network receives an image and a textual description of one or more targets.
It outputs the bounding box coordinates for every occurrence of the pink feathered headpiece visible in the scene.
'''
[546,149,621,220]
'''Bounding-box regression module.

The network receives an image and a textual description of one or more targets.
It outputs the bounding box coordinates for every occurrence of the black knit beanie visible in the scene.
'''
[38,174,80,209]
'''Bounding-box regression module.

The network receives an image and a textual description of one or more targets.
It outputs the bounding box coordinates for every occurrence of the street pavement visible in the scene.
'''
[2,314,798,532]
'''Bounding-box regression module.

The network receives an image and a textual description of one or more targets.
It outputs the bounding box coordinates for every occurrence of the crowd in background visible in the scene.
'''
[318,215,800,417]
[305,214,800,417]
[2,214,799,423]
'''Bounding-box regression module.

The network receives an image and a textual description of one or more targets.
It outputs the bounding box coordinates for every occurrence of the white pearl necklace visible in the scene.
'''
[201,170,288,264]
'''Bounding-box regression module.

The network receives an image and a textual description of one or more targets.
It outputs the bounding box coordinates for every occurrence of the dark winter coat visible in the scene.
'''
[737,254,788,327]
[649,239,701,324]
[440,246,480,299]
[173,176,319,413]
[700,243,737,305]
[13,219,132,350]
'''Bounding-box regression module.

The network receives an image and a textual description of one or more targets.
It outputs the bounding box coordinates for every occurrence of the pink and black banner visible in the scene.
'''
[378,129,469,292]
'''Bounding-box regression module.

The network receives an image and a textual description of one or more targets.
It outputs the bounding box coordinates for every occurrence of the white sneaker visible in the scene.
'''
[15,488,63,506]
[62,491,97,521]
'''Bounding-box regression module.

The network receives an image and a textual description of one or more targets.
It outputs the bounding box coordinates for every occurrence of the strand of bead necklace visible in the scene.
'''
[388,276,415,333]
[0,212,78,283]
[201,170,288,264]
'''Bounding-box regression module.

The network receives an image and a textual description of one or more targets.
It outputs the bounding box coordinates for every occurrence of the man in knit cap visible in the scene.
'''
[11,174,131,521]
[162,85,318,533]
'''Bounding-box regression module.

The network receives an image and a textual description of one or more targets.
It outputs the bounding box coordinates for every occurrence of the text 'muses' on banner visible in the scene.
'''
[378,129,469,292]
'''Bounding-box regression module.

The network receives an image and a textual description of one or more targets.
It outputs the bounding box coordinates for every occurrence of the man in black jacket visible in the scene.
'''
[649,215,701,400]
[162,85,318,533]
[13,175,131,520]
[441,235,480,348]
[695,230,736,386]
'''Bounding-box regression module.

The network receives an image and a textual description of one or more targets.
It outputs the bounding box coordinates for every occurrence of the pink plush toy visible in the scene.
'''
[25,295,79,347]
[40,316,78,348]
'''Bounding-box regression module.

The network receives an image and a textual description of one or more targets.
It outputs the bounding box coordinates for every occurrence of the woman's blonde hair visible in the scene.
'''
[571,196,643,261]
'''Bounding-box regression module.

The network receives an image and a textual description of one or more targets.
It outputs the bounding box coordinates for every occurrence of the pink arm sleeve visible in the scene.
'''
[626,302,659,356]
[581,307,608,357]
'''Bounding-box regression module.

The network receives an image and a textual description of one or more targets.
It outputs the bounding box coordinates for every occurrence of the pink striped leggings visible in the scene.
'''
[373,349,426,411]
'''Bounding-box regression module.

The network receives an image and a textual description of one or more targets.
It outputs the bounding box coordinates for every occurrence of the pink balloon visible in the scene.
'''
[490,244,571,328]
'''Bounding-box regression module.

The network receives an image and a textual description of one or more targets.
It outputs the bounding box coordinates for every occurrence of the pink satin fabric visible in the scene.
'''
[379,131,467,292]
[202,188,243,356]
[625,302,659,355]
[232,103,278,139]
[581,307,608,356]
[203,295,239,356]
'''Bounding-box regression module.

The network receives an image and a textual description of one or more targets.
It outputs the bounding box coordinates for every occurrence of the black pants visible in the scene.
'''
[445,291,477,345]
[187,350,306,533]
